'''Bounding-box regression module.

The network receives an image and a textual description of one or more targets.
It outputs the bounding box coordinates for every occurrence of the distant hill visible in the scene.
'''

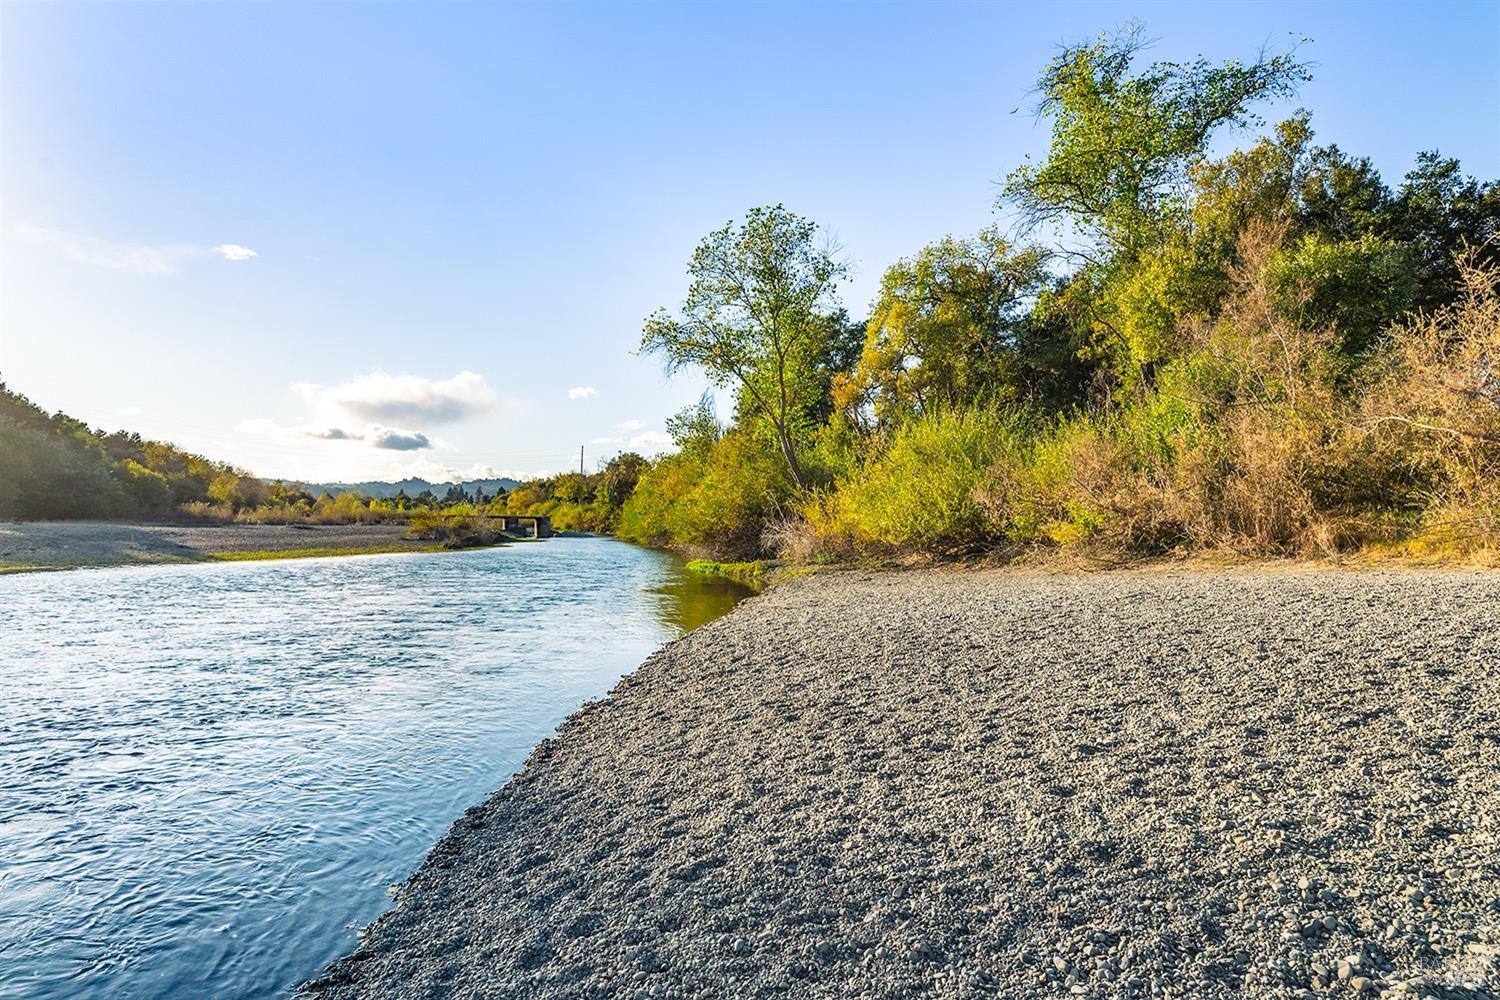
[294,476,520,499]
[1,381,251,520]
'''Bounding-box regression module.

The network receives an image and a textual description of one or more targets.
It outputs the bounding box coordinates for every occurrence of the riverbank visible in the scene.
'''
[303,567,1499,999]
[0,521,447,572]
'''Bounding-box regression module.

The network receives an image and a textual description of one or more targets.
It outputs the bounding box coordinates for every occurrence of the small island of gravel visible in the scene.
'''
[303,569,1499,999]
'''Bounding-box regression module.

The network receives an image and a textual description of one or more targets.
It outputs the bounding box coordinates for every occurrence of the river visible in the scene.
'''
[0,538,751,999]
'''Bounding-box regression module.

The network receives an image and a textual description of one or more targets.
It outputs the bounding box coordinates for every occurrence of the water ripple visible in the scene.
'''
[0,538,749,1000]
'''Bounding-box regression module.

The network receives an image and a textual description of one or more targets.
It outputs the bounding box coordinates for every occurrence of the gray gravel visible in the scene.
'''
[0,520,418,567]
[303,568,1500,999]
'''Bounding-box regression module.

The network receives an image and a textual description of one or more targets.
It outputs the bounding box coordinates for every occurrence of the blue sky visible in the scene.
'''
[3,1,1497,482]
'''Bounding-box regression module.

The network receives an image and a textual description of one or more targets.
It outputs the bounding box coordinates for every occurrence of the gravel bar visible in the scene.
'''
[303,568,1500,999]
[0,521,420,567]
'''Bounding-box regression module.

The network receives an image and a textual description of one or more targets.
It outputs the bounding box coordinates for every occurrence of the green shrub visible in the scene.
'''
[618,430,791,558]
[404,507,502,548]
[806,408,1030,551]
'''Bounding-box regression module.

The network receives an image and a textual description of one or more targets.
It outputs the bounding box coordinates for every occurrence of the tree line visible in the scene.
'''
[620,25,1500,560]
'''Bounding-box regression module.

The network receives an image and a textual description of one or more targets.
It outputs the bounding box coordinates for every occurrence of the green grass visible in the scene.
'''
[0,561,56,574]
[207,543,447,562]
[685,559,771,590]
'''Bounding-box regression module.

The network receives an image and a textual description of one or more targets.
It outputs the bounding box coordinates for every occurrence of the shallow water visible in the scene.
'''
[0,538,751,999]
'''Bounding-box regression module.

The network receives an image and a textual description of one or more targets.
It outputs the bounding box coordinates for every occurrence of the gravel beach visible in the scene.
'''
[304,568,1500,999]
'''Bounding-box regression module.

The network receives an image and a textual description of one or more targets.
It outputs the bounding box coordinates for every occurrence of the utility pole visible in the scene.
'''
[579,445,584,476]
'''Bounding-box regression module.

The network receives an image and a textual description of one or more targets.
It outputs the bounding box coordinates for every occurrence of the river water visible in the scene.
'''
[0,538,751,999]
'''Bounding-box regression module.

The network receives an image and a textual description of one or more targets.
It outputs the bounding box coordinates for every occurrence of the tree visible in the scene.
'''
[836,228,1050,423]
[1000,26,1310,388]
[1380,153,1500,310]
[641,204,848,488]
[1004,24,1310,259]
[599,452,649,507]
[665,391,722,455]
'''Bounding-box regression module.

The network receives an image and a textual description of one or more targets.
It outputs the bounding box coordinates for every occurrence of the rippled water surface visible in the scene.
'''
[0,538,751,999]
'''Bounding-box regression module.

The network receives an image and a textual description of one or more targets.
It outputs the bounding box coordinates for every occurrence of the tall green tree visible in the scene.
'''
[1002,27,1309,383]
[641,205,848,488]
[1004,24,1310,258]
[837,228,1050,423]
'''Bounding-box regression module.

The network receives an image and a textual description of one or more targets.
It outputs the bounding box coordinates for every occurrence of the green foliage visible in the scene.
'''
[684,559,768,591]
[807,409,1029,551]
[1267,233,1418,356]
[117,460,173,515]
[0,381,242,520]
[837,229,1051,422]
[618,430,791,557]
[1380,152,1500,311]
[641,204,848,486]
[1004,23,1309,256]
[404,506,503,548]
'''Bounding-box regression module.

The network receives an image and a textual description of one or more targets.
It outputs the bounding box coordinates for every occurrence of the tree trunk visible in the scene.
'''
[777,426,807,489]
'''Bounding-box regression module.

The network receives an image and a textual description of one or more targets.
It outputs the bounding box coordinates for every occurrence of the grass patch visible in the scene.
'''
[207,543,448,562]
[0,561,56,574]
[685,559,773,590]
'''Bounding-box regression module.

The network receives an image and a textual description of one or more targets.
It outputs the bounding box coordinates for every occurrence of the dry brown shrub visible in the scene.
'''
[1157,220,1354,555]
[1355,247,1500,549]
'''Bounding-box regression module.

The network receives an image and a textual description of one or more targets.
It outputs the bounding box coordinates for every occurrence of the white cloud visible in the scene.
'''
[630,430,673,451]
[590,436,625,445]
[616,418,648,431]
[298,371,497,426]
[18,224,185,275]
[117,405,142,417]
[211,244,258,261]
[568,385,599,400]
[19,225,260,274]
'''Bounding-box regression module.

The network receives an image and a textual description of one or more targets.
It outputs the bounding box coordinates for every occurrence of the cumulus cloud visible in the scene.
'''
[298,371,497,426]
[616,418,648,431]
[368,427,431,451]
[568,386,599,400]
[18,224,185,275]
[306,427,360,441]
[590,436,625,445]
[211,244,258,261]
[238,418,432,451]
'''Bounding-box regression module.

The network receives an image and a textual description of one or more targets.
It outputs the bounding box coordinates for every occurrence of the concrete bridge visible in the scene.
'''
[497,514,552,538]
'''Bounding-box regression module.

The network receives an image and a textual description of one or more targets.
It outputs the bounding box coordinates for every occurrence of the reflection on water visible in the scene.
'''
[650,573,756,634]
[0,537,750,1000]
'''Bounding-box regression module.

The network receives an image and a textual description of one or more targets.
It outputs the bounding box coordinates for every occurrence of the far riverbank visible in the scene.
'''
[0,521,449,572]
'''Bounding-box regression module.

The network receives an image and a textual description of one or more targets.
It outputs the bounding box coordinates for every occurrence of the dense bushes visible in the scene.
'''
[404,506,502,548]
[783,249,1500,563]
[618,430,792,556]
[803,409,1027,553]
[490,453,648,534]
